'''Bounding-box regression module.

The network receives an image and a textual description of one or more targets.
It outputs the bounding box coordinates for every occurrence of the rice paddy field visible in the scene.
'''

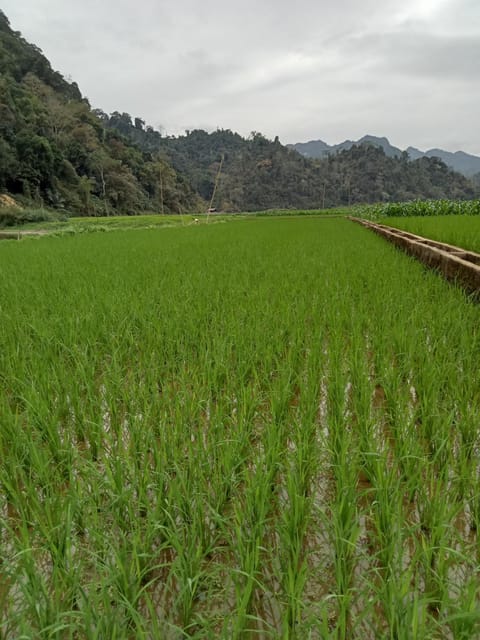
[380,215,480,255]
[1,217,480,638]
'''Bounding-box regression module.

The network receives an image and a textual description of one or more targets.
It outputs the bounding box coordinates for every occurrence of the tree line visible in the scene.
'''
[0,11,200,216]
[107,118,476,211]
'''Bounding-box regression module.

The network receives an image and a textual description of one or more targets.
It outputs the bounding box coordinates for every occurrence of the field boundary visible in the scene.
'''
[350,217,480,295]
[0,229,49,240]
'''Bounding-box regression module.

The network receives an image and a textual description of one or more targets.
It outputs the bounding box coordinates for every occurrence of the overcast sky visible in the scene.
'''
[3,0,480,154]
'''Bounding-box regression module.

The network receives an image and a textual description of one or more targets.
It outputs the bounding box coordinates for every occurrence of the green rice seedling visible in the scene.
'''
[277,430,313,636]
[325,348,360,637]
[415,477,460,618]
[229,475,271,636]
[364,555,428,640]
[328,478,360,638]
[443,575,480,639]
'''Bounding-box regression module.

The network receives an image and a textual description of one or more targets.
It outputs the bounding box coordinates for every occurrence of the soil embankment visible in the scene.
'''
[350,217,480,295]
[0,230,48,240]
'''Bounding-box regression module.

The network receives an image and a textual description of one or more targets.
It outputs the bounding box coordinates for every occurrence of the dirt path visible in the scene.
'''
[0,229,50,239]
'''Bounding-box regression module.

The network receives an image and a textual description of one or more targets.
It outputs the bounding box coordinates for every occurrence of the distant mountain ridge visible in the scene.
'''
[288,135,480,178]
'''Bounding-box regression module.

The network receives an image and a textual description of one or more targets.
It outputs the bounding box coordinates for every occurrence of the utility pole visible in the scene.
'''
[207,154,224,223]
[159,169,164,215]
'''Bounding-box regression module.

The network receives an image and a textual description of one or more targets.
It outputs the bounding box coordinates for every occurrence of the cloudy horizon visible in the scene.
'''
[3,0,479,155]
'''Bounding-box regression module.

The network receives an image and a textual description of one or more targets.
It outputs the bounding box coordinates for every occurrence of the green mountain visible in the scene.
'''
[0,10,201,216]
[107,119,476,210]
[288,135,404,160]
[418,149,480,178]
[290,136,480,178]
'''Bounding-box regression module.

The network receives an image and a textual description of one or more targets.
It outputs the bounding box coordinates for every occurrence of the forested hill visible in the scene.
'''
[106,115,476,210]
[0,11,200,215]
[0,9,476,216]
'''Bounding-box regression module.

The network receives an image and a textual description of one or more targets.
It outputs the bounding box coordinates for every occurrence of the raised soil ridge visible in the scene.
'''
[350,217,480,296]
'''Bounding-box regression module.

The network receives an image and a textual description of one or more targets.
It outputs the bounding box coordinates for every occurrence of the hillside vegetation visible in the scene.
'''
[0,11,201,216]
[106,117,476,211]
[0,9,477,218]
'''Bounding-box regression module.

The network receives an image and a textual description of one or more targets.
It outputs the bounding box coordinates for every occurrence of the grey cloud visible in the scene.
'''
[344,31,480,80]
[2,0,480,154]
